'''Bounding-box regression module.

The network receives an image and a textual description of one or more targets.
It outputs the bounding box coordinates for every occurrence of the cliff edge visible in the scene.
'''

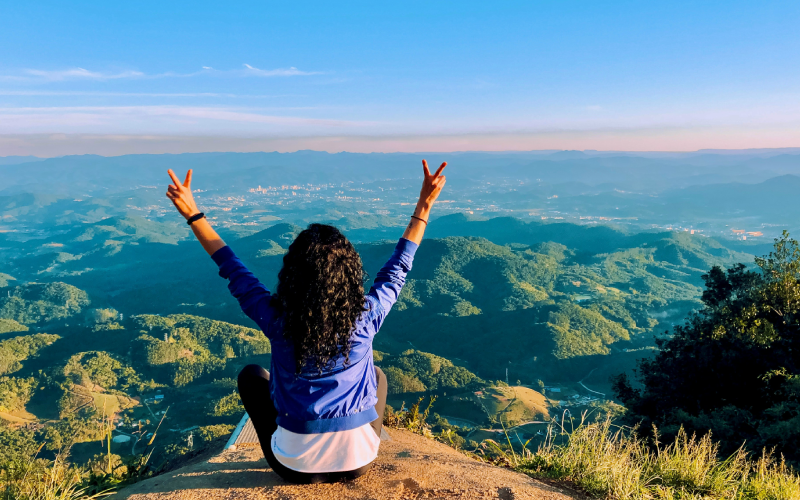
[116,429,582,500]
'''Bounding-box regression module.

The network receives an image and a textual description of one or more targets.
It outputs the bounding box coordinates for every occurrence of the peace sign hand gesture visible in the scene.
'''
[166,169,200,220]
[418,159,447,208]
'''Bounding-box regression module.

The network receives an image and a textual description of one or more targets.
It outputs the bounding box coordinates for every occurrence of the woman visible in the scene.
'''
[165,159,447,483]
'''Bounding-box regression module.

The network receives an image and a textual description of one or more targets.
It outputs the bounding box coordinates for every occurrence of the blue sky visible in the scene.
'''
[1,1,799,155]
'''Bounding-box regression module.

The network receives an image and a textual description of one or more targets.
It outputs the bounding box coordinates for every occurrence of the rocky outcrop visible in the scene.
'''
[117,429,581,500]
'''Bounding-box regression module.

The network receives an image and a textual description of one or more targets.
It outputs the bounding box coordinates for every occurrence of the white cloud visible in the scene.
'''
[242,64,322,77]
[23,68,144,81]
[0,105,373,135]
[0,65,323,82]
[0,90,301,98]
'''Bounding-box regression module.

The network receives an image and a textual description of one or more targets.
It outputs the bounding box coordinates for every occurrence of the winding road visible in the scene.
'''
[578,368,606,397]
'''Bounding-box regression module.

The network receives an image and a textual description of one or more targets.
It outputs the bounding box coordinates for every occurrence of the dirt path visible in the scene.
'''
[0,410,37,424]
[117,428,584,500]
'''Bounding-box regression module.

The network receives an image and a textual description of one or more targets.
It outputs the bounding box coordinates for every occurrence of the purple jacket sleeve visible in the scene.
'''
[367,238,419,329]
[211,246,276,336]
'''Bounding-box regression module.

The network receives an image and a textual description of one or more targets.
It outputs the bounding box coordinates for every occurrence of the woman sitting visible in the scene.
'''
[165,160,447,483]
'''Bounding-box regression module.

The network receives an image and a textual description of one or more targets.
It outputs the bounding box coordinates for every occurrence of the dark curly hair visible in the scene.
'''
[274,224,368,373]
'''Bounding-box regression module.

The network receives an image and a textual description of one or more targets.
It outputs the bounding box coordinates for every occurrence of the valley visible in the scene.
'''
[0,149,796,471]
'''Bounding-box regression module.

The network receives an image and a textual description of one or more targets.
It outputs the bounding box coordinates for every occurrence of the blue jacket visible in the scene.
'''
[212,237,418,434]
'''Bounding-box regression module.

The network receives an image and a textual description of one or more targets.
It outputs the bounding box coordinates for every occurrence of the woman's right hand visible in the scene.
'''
[404,159,447,243]
[166,169,201,220]
[417,159,447,209]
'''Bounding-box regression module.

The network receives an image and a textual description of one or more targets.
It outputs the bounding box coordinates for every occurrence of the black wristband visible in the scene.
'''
[410,215,428,225]
[186,212,205,225]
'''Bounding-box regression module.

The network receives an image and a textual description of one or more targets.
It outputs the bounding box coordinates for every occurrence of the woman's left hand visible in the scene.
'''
[166,169,200,220]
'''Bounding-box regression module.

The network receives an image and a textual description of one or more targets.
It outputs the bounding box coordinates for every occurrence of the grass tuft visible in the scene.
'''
[0,451,112,500]
[513,417,800,500]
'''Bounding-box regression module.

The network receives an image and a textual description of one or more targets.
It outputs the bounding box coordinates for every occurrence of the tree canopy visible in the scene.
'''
[379,349,482,395]
[0,333,59,375]
[615,232,800,463]
[0,282,89,325]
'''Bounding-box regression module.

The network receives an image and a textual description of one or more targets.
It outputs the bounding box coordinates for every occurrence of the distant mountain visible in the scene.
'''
[3,151,799,197]
[0,156,45,166]
[655,174,800,222]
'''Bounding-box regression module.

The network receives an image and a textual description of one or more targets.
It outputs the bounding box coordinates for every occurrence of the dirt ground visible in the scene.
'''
[117,428,584,500]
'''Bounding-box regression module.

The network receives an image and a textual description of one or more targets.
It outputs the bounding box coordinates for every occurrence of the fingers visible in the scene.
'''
[422,159,431,177]
[183,169,193,188]
[433,162,447,177]
[167,169,182,189]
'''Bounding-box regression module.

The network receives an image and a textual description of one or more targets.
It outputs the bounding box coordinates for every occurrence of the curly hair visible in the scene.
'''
[274,224,368,373]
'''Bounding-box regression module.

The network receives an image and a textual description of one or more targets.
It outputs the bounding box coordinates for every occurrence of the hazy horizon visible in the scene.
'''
[3,134,800,158]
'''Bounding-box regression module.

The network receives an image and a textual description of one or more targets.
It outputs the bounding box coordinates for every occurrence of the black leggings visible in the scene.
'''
[237,364,388,484]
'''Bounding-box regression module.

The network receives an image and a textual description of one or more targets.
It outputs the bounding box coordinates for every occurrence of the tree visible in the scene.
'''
[0,319,28,335]
[615,232,800,462]
[89,308,119,325]
[209,392,243,417]
[64,351,121,388]
[0,376,37,412]
[197,424,234,443]
[0,283,89,325]
[0,422,38,463]
[384,366,426,394]
[0,333,60,375]
[380,350,482,394]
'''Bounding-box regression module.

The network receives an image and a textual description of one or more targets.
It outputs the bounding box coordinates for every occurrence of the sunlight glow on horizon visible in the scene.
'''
[3,127,800,157]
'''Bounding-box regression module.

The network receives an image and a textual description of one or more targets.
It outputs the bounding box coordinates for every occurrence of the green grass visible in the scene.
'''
[0,453,113,500]
[513,419,800,500]
[384,395,798,499]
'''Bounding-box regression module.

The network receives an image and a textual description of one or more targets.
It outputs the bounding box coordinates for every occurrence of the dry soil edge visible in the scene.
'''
[116,429,583,500]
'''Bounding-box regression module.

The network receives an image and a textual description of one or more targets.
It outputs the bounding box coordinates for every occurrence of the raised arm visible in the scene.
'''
[368,159,448,326]
[402,159,447,244]
[165,169,226,256]
[166,169,274,332]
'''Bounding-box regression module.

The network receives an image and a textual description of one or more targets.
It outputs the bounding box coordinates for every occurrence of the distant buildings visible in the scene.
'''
[731,228,763,240]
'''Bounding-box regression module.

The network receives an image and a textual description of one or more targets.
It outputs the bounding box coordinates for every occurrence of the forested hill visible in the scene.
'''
[0,212,776,479]
[1,215,753,387]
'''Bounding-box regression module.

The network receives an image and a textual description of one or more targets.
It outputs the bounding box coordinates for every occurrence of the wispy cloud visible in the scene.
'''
[242,64,322,77]
[23,68,144,81]
[0,65,324,82]
[0,90,304,98]
[0,105,374,135]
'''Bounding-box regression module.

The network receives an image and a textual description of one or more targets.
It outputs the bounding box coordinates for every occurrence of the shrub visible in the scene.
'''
[208,392,243,418]
[384,396,436,437]
[197,424,234,443]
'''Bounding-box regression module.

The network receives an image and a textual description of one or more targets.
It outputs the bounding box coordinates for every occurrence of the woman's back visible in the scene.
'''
[212,237,418,433]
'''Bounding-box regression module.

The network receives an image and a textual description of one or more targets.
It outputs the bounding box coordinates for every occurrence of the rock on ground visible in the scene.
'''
[117,429,582,500]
